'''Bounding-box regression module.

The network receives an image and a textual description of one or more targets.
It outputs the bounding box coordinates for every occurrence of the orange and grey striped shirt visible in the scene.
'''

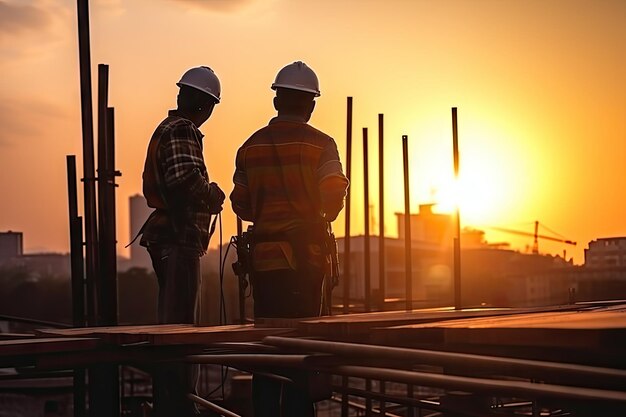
[230,115,349,270]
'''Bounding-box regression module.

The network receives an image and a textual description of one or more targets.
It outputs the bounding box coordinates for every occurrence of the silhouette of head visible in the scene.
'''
[273,87,316,122]
[177,85,217,127]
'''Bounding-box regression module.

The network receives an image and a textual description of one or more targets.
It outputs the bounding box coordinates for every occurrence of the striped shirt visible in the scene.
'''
[230,115,349,270]
[140,110,214,253]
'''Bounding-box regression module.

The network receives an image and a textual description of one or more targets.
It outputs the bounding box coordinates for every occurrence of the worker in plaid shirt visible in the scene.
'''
[140,66,225,417]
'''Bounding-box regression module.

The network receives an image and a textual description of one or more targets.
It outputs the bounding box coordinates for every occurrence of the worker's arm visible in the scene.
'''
[317,139,349,222]
[230,147,254,221]
[161,122,224,213]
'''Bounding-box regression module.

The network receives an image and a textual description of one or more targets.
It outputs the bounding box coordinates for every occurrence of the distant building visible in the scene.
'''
[334,204,578,309]
[128,194,152,270]
[0,231,23,264]
[585,237,626,268]
[395,204,489,249]
[1,253,70,278]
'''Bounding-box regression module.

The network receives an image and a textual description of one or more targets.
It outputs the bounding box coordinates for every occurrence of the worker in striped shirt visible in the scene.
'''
[230,61,349,417]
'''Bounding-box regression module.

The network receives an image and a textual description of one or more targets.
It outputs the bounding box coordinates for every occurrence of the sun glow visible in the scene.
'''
[418,121,532,229]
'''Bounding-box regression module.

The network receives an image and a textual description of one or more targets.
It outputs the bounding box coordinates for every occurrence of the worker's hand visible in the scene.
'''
[207,182,225,214]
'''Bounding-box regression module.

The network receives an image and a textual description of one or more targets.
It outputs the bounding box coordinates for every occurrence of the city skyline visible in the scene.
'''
[0,0,624,264]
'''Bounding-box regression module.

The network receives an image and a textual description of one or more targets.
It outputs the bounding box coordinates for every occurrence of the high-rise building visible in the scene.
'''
[129,194,153,270]
[0,231,23,264]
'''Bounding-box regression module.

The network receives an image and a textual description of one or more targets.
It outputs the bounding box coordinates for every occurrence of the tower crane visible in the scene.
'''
[491,220,576,255]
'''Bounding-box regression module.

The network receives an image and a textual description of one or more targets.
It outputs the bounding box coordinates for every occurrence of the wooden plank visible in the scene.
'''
[38,324,294,346]
[370,310,626,350]
[266,306,578,339]
[0,337,100,357]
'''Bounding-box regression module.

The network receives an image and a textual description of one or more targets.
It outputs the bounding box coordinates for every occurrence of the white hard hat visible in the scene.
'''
[271,61,320,97]
[177,66,221,103]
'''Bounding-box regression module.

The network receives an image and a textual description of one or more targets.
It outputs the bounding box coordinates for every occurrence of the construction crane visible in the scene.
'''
[491,220,576,255]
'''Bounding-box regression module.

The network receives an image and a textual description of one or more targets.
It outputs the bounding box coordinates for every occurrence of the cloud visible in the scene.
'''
[0,97,67,147]
[94,0,127,16]
[0,1,52,39]
[170,0,256,13]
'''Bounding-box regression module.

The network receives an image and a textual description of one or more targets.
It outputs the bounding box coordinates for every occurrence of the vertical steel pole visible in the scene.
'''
[452,108,462,310]
[237,217,246,324]
[378,114,385,311]
[98,64,118,326]
[341,97,353,417]
[67,155,85,327]
[93,74,121,417]
[76,0,98,327]
[343,97,353,315]
[105,106,118,324]
[403,135,412,312]
[67,155,86,417]
[363,128,371,312]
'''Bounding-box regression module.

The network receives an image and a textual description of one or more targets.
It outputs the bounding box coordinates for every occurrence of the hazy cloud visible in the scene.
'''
[94,0,127,16]
[170,0,256,13]
[0,97,67,146]
[0,1,52,39]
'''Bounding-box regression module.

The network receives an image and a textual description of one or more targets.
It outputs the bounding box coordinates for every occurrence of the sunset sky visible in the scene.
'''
[0,0,624,264]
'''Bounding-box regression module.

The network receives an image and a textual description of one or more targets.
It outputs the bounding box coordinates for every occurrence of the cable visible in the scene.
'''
[218,212,226,325]
[539,222,568,240]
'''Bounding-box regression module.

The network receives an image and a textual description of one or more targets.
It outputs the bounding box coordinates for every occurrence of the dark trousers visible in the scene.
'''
[252,268,324,417]
[148,245,201,417]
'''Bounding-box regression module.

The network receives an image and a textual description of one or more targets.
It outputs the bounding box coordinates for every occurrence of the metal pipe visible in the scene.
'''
[331,388,442,416]
[97,65,116,326]
[328,365,626,403]
[0,314,71,328]
[236,217,246,324]
[67,155,86,417]
[402,135,412,311]
[91,65,120,417]
[76,0,98,327]
[341,375,349,417]
[186,354,310,367]
[262,336,626,388]
[363,127,371,312]
[378,114,385,310]
[105,107,118,325]
[331,394,402,417]
[366,378,373,416]
[452,107,461,310]
[67,155,85,328]
[343,97,353,315]
[188,394,241,417]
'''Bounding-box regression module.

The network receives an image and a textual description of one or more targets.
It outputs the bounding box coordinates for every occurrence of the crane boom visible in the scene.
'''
[491,227,577,245]
[489,221,576,255]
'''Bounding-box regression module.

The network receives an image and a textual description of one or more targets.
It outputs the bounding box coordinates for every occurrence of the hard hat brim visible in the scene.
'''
[271,83,320,97]
[177,81,221,103]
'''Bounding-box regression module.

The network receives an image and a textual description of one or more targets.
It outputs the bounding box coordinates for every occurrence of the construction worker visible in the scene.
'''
[230,61,349,417]
[139,66,225,417]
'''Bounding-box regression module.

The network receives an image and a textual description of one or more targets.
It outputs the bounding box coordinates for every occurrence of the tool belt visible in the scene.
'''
[251,222,334,275]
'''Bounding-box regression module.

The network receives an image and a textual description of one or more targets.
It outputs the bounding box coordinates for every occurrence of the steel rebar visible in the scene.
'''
[402,135,412,311]
[378,114,385,310]
[343,97,353,315]
[363,127,371,312]
[76,0,98,327]
[452,107,461,310]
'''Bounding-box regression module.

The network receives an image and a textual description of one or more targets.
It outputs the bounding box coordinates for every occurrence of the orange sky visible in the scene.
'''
[0,0,624,264]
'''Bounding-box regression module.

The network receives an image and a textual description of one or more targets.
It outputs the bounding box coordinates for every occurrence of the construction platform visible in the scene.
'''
[1,303,626,416]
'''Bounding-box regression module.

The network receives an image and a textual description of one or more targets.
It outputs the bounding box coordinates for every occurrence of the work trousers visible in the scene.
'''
[252,267,325,417]
[148,245,201,417]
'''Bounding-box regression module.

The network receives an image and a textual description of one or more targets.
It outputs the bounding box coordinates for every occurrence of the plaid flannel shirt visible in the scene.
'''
[140,110,214,253]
